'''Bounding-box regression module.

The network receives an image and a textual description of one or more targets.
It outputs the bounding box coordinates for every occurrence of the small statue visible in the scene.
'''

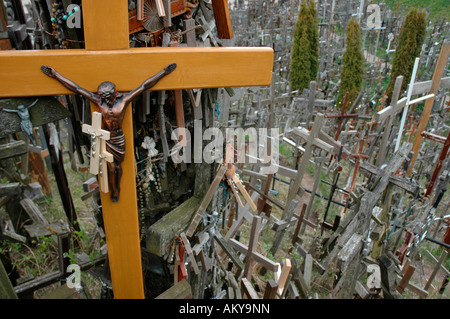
[0,99,39,145]
[141,136,158,158]
[41,63,177,202]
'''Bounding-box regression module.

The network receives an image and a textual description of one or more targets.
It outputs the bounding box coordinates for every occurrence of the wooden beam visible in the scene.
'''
[82,0,141,299]
[0,47,274,97]
[211,0,234,39]
[0,260,17,299]
[241,278,259,299]
[155,279,192,299]
[82,0,129,50]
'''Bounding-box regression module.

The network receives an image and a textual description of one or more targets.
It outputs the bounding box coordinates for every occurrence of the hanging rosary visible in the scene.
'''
[50,0,80,49]
[141,136,162,193]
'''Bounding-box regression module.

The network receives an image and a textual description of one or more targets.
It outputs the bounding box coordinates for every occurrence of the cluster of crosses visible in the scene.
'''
[0,0,449,301]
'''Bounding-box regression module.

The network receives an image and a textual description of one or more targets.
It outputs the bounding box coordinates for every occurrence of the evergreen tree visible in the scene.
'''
[290,0,319,92]
[385,9,426,101]
[308,0,319,81]
[336,19,364,109]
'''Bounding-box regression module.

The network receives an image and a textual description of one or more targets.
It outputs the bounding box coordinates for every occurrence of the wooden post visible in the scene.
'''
[0,260,17,299]
[212,0,234,39]
[376,76,404,167]
[423,130,450,198]
[243,215,262,280]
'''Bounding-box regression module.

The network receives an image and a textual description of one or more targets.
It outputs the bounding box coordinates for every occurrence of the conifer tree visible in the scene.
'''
[335,19,364,109]
[385,8,426,100]
[308,0,319,81]
[290,0,319,92]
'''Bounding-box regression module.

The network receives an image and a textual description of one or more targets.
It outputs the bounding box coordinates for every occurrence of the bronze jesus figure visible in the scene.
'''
[41,63,177,202]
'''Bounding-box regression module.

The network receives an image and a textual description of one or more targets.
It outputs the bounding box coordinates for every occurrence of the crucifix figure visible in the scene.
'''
[41,63,177,202]
[0,99,39,145]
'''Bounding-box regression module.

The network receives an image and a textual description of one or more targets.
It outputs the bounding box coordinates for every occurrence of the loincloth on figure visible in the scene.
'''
[106,128,126,163]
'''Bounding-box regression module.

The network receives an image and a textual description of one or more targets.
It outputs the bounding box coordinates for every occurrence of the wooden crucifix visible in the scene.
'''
[41,63,177,201]
[0,0,273,299]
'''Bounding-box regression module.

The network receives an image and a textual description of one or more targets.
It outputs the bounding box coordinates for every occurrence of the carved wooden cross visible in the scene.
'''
[0,0,273,298]
[81,112,113,193]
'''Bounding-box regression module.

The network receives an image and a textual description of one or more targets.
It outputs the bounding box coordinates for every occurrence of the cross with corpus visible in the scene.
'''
[0,0,273,298]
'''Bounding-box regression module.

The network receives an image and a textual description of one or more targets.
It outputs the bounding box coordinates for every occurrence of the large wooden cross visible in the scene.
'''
[284,113,334,216]
[0,0,273,298]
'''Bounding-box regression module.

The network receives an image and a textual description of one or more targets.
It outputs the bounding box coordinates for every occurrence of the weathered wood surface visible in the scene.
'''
[0,97,71,137]
[0,260,17,299]
[0,140,28,160]
[155,279,192,299]
[147,196,202,257]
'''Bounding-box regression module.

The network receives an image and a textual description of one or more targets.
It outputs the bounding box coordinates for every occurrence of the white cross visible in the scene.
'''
[82,111,113,193]
[395,58,435,152]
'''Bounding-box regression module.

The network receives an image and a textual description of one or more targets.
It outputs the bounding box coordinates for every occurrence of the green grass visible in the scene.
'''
[385,0,450,21]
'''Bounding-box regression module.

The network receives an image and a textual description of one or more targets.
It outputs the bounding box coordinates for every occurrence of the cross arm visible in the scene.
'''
[359,161,420,195]
[0,47,273,97]
[376,97,407,123]
[292,127,334,154]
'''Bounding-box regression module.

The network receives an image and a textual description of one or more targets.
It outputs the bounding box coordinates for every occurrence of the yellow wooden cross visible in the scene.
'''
[0,0,273,298]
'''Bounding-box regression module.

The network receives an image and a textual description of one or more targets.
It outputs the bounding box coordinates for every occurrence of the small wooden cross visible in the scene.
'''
[186,161,257,238]
[348,132,369,194]
[82,112,113,193]
[229,215,279,280]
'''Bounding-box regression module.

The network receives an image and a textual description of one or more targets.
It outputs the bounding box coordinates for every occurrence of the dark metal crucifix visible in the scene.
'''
[41,63,177,202]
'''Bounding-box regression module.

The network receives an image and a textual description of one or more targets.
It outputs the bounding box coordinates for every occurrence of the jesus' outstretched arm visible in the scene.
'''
[41,65,98,104]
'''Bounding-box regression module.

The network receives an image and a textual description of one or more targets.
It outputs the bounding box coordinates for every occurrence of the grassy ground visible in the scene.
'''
[0,122,104,298]
[384,0,450,21]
